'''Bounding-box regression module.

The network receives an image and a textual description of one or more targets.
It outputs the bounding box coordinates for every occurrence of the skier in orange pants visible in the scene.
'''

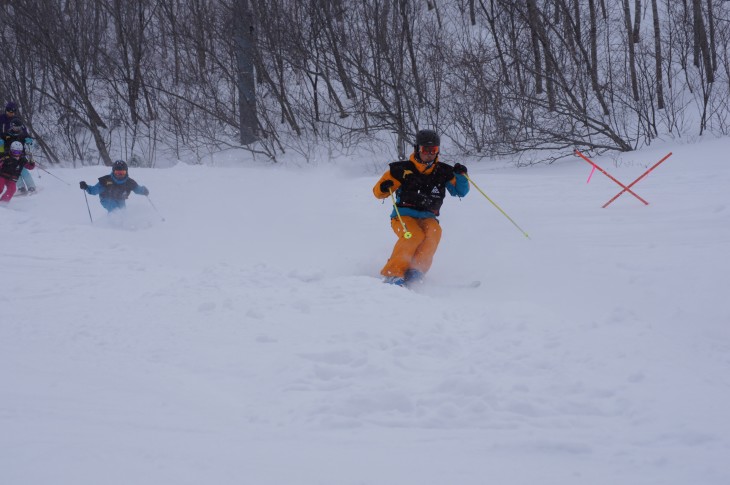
[373,129,469,286]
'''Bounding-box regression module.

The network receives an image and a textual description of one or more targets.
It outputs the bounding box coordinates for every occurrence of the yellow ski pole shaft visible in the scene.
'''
[389,189,412,239]
[465,174,530,239]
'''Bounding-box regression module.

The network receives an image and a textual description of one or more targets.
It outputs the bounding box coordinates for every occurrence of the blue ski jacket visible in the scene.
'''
[85,172,148,212]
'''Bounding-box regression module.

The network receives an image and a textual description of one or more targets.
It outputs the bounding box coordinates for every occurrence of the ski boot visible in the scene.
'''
[383,276,407,287]
[404,269,425,287]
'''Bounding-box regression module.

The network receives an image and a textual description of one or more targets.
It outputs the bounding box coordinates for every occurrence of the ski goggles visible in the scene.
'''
[420,145,439,155]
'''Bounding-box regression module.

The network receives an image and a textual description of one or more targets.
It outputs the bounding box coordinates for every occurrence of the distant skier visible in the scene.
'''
[79,160,149,212]
[0,106,36,194]
[0,101,20,136]
[373,129,470,287]
[2,116,31,149]
[4,119,36,194]
[0,141,36,203]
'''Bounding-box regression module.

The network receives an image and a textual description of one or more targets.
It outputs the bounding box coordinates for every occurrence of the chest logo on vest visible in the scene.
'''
[402,170,413,178]
[431,186,440,194]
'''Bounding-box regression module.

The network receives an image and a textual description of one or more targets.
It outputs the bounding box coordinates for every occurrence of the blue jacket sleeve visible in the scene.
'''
[86,182,103,196]
[446,173,470,197]
[133,185,148,195]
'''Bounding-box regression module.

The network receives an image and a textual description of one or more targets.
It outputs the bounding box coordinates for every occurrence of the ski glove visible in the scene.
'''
[25,138,33,147]
[379,180,394,193]
[79,181,88,190]
[453,163,468,175]
[141,187,149,196]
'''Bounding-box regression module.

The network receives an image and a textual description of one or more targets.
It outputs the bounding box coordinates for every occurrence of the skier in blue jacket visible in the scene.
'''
[80,160,149,212]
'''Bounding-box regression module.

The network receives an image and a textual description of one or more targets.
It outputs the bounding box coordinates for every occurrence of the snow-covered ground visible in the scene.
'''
[2,138,729,485]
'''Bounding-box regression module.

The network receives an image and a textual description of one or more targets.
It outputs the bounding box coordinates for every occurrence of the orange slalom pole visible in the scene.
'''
[602,152,672,208]
[575,149,649,206]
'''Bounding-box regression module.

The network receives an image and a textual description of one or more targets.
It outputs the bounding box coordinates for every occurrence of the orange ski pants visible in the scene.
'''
[380,216,442,278]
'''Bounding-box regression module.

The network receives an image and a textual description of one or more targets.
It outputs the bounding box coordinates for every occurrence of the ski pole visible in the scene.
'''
[146,196,165,222]
[465,174,530,239]
[83,191,93,223]
[34,163,71,186]
[389,189,412,239]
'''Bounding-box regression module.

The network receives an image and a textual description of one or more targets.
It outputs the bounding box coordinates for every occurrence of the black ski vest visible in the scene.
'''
[0,155,33,181]
[98,174,139,200]
[389,160,455,215]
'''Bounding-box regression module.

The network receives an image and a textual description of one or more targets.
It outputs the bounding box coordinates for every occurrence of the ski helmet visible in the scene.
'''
[112,160,128,172]
[9,118,23,133]
[9,141,23,156]
[5,101,17,112]
[415,129,440,147]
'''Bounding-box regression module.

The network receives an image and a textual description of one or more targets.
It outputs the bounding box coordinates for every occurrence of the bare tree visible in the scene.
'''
[478,0,511,85]
[233,0,259,145]
[651,0,665,109]
[692,0,714,82]
[11,0,114,164]
[623,0,641,100]
[633,0,642,43]
[3,0,730,165]
[526,0,544,95]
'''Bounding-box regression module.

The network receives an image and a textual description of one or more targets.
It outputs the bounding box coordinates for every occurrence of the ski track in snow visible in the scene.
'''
[2,141,730,485]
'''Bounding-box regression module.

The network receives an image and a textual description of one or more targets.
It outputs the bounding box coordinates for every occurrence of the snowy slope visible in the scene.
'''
[2,139,729,485]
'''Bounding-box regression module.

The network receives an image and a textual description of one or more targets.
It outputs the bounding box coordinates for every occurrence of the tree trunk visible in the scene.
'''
[651,0,665,109]
[234,0,259,145]
[623,0,640,100]
[633,0,642,43]
[692,0,714,83]
[526,0,544,94]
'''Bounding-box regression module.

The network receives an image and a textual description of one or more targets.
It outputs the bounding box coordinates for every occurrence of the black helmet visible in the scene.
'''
[112,160,128,172]
[415,129,440,147]
[5,101,17,112]
[9,118,23,133]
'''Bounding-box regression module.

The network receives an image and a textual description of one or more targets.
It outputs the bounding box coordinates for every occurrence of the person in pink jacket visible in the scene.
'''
[0,141,35,203]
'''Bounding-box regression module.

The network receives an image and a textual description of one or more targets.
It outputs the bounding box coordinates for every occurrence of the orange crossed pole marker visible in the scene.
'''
[575,150,672,208]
